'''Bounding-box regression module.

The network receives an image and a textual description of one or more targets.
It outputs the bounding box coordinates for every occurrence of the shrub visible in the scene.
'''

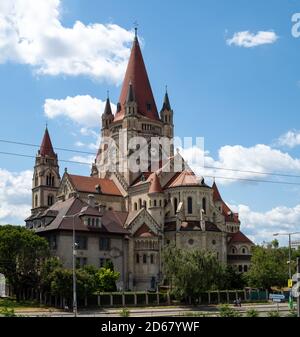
[120,308,130,317]
[286,309,297,318]
[219,304,241,317]
[246,309,259,317]
[0,307,16,317]
[267,311,280,318]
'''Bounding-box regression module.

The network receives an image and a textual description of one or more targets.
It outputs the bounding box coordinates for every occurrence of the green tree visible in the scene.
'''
[163,245,224,300]
[222,265,246,290]
[245,245,290,290]
[50,267,98,300]
[0,225,49,299]
[96,267,120,292]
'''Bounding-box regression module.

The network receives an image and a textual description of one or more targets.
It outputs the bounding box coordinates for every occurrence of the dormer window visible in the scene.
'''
[85,217,101,228]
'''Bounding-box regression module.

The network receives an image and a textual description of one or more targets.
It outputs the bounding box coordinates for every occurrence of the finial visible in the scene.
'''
[107,90,110,100]
[133,20,138,38]
[165,85,168,94]
[45,122,48,130]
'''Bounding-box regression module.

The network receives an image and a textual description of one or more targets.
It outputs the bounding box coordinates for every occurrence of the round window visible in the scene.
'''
[188,239,194,245]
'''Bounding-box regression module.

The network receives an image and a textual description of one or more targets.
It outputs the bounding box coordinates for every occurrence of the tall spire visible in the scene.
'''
[114,33,159,122]
[126,81,135,103]
[212,181,222,202]
[39,127,56,157]
[161,88,171,111]
[103,96,113,115]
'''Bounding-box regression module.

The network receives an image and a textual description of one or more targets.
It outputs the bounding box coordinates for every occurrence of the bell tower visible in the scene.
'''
[31,127,60,215]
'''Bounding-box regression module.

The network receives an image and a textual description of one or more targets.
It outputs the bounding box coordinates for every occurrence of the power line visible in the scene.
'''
[1,138,300,180]
[0,139,95,155]
[1,150,300,186]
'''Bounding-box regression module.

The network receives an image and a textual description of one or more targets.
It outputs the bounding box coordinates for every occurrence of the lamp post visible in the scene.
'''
[63,209,85,317]
[273,231,300,310]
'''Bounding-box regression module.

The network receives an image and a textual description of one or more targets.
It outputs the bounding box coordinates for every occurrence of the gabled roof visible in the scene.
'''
[39,127,56,157]
[228,231,254,245]
[134,223,155,238]
[212,181,240,224]
[30,197,129,235]
[165,170,207,188]
[68,174,122,196]
[114,36,159,122]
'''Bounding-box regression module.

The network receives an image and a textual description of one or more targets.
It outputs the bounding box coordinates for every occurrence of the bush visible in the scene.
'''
[119,308,130,317]
[246,309,259,317]
[219,304,241,317]
[0,307,16,317]
[267,311,280,317]
[286,309,297,317]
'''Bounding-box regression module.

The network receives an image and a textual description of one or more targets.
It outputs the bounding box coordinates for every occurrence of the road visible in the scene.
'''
[13,303,295,317]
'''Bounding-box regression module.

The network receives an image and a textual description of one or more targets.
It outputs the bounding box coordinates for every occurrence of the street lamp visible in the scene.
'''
[63,209,85,317]
[273,231,300,309]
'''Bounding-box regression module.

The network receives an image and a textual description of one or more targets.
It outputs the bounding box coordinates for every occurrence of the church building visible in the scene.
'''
[26,31,254,291]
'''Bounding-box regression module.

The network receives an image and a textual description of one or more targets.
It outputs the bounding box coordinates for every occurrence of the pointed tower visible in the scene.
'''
[160,88,174,156]
[114,31,159,122]
[148,173,164,226]
[95,30,174,186]
[102,96,114,137]
[31,127,60,215]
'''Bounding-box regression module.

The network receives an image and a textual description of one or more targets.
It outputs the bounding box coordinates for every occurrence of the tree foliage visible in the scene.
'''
[245,245,296,290]
[163,245,225,299]
[0,225,49,297]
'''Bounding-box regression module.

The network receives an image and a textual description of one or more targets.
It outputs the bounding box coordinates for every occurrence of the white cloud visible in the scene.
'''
[0,0,134,83]
[227,31,278,48]
[229,203,300,245]
[44,95,116,128]
[0,169,32,225]
[69,155,95,167]
[180,144,300,185]
[277,130,300,148]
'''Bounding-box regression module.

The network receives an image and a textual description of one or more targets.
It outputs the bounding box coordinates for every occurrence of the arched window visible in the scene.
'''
[139,199,142,210]
[35,195,38,208]
[150,254,154,264]
[187,197,193,214]
[242,247,248,254]
[143,201,147,209]
[202,197,207,214]
[154,200,157,207]
[47,195,54,206]
[35,175,38,187]
[244,265,248,272]
[143,254,147,264]
[174,197,178,214]
[134,203,138,211]
[136,254,140,264]
[231,247,237,254]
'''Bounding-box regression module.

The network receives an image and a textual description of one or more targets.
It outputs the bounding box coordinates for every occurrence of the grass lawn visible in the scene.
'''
[0,298,58,313]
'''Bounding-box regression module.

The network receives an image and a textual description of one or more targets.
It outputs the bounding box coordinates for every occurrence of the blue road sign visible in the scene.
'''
[269,294,285,300]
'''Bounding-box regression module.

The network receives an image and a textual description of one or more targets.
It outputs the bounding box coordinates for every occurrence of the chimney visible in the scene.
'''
[88,194,96,207]
[98,203,106,216]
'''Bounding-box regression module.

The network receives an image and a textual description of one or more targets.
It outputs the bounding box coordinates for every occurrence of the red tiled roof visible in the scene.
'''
[165,170,200,188]
[114,37,159,122]
[40,128,56,157]
[212,182,222,202]
[148,173,163,194]
[229,231,254,245]
[134,223,155,237]
[212,181,240,224]
[68,175,122,196]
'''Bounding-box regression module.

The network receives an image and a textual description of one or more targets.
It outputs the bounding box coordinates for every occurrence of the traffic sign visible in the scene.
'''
[269,294,285,300]
[288,279,293,288]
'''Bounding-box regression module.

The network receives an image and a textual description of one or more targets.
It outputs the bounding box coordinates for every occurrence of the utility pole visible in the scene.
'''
[297,257,300,318]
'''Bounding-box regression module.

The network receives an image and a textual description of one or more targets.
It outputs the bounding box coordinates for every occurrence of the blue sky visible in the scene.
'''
[1,0,300,245]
